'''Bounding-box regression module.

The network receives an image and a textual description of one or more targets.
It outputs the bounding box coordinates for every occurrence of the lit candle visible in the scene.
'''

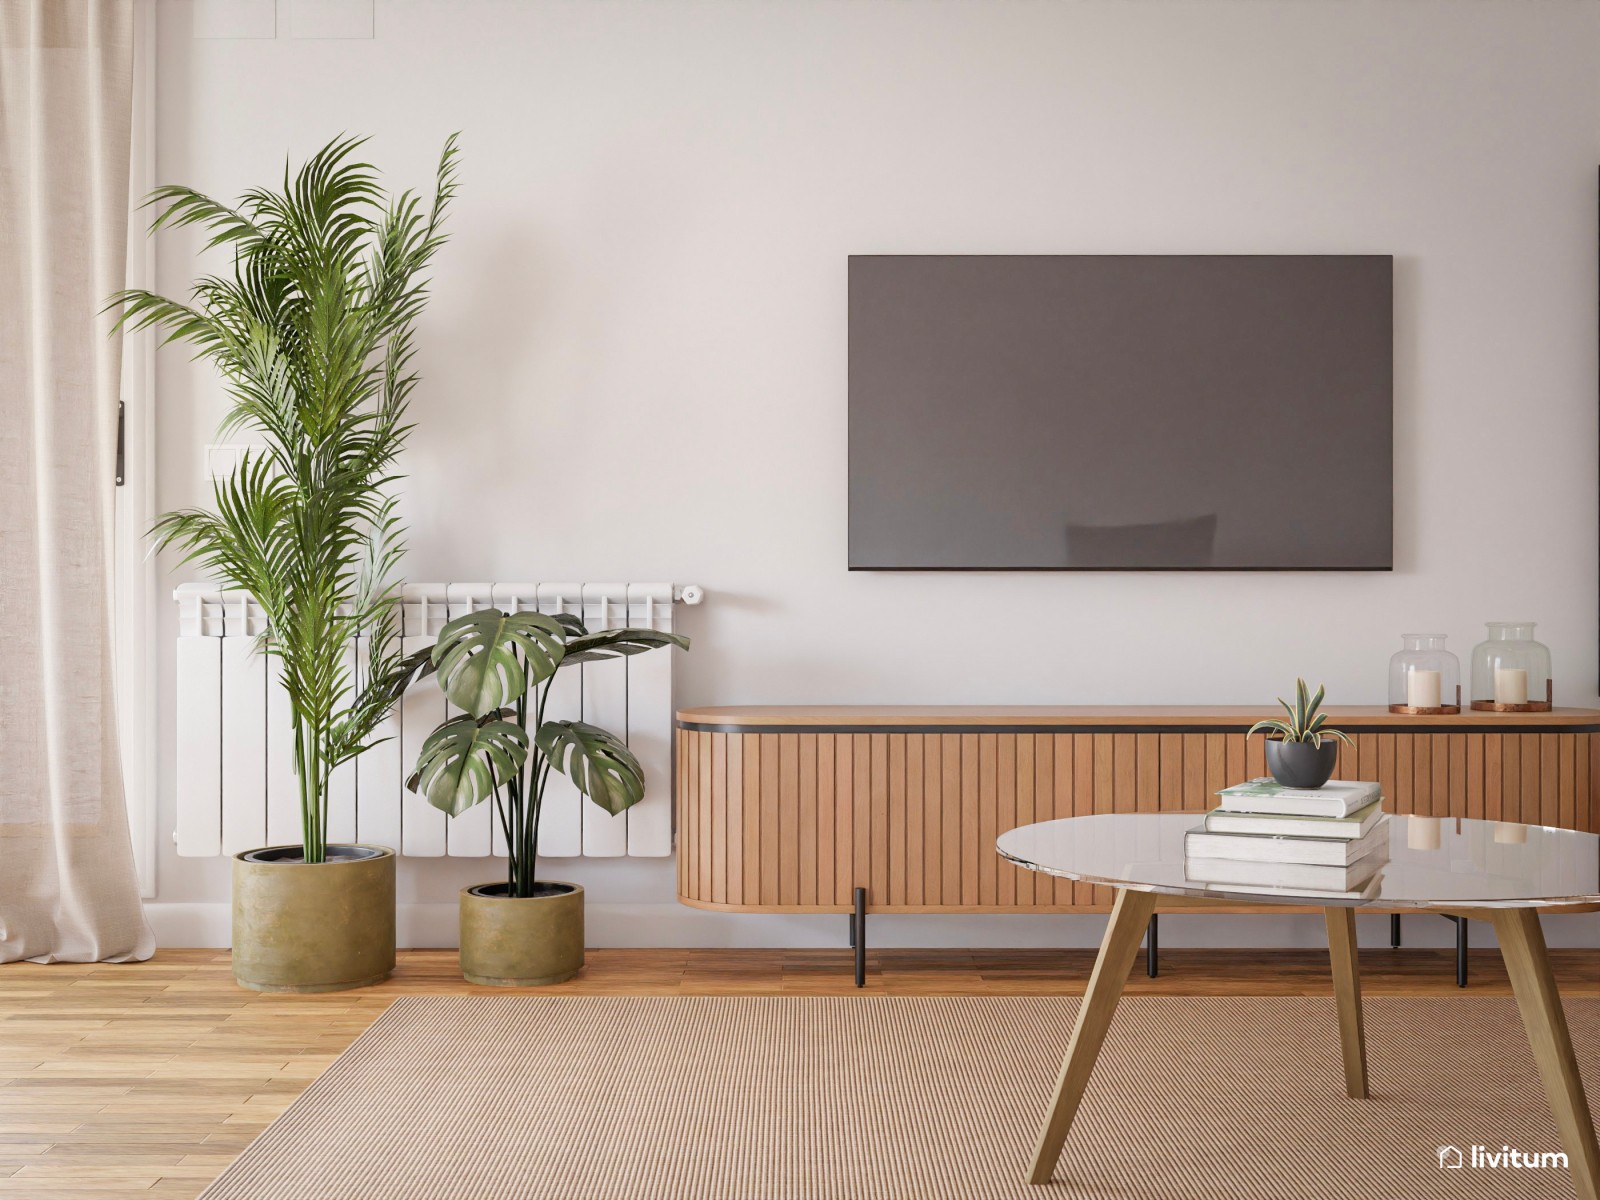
[1407,816,1441,851]
[1494,668,1529,706]
[1406,668,1441,709]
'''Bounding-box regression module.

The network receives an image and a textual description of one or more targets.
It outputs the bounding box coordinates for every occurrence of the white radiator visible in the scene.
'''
[172,581,701,859]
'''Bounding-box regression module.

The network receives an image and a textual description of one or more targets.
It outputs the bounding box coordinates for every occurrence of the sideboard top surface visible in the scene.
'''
[677,705,1600,732]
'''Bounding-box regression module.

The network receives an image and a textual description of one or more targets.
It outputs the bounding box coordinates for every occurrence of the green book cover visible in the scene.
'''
[1217,778,1378,803]
[1204,799,1383,831]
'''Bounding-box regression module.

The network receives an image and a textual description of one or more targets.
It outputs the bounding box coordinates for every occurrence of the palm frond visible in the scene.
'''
[133,134,459,862]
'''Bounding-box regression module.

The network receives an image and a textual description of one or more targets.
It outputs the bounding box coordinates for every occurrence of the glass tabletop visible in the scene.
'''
[996,813,1600,910]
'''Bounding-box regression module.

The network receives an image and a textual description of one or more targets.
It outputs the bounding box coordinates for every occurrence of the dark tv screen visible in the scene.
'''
[848,255,1393,570]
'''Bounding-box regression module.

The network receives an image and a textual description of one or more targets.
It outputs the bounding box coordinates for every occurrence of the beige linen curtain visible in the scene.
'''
[0,0,154,962]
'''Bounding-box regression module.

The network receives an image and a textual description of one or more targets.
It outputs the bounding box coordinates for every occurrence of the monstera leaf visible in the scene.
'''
[560,627,690,666]
[534,720,646,815]
[407,711,529,817]
[550,612,586,638]
[431,608,566,717]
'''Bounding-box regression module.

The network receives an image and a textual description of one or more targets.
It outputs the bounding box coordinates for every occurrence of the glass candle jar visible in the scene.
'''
[1387,634,1460,714]
[1469,622,1552,712]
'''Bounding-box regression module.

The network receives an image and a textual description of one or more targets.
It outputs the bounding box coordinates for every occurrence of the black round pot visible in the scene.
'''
[1265,739,1339,789]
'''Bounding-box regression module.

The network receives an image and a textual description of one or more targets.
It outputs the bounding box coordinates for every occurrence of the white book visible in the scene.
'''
[1197,870,1386,902]
[1216,777,1380,818]
[1184,817,1389,867]
[1203,799,1384,841]
[1185,849,1388,895]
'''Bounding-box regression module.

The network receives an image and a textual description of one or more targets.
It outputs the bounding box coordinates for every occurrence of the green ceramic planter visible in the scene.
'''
[459,881,584,987]
[231,844,396,993]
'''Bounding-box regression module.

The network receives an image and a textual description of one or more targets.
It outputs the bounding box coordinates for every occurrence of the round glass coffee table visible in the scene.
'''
[997,813,1600,1198]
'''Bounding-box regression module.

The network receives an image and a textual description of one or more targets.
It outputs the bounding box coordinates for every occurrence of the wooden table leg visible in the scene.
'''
[1492,909,1600,1200]
[1323,906,1368,1099]
[1028,887,1157,1185]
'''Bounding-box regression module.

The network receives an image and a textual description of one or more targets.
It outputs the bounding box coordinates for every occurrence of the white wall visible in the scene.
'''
[146,0,1600,949]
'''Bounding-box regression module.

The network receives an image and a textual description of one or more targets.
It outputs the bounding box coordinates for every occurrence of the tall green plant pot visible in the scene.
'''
[232,845,396,993]
[459,882,584,986]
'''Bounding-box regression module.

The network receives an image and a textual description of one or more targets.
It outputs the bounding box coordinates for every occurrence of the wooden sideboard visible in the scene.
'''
[674,706,1600,914]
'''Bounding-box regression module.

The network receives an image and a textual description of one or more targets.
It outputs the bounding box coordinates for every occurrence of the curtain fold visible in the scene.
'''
[0,0,154,962]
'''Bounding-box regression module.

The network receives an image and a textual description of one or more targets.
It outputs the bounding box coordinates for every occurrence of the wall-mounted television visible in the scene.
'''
[848,254,1394,570]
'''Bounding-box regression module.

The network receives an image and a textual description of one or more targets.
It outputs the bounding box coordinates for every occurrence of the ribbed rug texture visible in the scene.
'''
[199,994,1600,1199]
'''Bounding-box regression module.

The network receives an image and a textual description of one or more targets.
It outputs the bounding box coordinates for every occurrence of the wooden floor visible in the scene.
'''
[4,945,1599,1197]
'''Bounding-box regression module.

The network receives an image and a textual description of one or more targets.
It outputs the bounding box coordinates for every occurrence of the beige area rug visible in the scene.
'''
[199,994,1600,1199]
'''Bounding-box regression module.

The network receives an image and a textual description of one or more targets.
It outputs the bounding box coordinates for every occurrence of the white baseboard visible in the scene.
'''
[142,902,1600,950]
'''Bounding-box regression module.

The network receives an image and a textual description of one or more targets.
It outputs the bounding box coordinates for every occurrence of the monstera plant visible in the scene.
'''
[407,607,687,986]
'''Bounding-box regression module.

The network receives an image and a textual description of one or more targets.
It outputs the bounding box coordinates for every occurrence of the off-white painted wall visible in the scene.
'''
[145,0,1600,949]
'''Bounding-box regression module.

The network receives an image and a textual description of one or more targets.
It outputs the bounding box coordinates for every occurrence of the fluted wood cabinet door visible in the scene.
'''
[673,710,1600,913]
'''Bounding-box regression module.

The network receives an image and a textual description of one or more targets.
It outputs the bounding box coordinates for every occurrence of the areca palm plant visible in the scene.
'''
[114,135,459,864]
[407,609,688,897]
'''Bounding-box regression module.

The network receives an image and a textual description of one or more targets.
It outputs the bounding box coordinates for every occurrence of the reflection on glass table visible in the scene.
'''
[996,813,1600,910]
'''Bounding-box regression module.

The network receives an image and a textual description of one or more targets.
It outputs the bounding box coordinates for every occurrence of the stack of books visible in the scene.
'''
[1184,778,1390,900]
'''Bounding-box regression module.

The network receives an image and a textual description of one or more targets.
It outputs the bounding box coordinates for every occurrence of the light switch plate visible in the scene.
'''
[204,444,251,481]
[287,0,374,39]
[192,0,276,39]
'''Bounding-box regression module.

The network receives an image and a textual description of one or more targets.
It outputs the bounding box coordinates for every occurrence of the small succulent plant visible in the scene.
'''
[1247,678,1354,748]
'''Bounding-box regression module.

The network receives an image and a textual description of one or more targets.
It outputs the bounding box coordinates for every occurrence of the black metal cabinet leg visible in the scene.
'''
[1146,913,1159,977]
[853,887,866,988]
[1396,910,1466,986]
